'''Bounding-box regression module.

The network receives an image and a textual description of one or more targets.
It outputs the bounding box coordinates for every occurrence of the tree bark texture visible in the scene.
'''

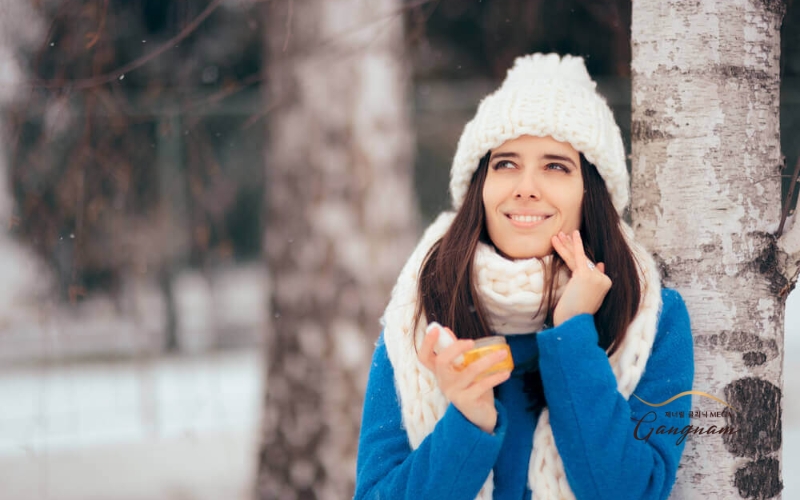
[258,0,418,498]
[632,1,795,498]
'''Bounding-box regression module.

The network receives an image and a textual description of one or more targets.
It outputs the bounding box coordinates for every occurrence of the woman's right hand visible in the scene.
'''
[418,325,511,434]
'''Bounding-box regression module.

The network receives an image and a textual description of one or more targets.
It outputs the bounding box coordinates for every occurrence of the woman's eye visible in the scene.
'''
[546,163,570,173]
[493,160,515,170]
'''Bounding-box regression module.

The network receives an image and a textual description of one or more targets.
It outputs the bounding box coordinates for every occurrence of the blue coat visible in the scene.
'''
[355,288,694,500]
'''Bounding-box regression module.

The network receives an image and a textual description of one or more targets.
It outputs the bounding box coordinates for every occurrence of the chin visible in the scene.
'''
[500,246,551,260]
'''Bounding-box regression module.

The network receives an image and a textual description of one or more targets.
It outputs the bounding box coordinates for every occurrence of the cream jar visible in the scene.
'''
[461,336,514,379]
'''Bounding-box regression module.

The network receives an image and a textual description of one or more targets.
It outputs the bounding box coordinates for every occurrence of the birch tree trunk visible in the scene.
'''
[631,1,798,498]
[258,0,418,498]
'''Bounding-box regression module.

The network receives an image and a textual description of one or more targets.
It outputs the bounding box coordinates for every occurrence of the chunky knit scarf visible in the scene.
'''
[380,212,662,500]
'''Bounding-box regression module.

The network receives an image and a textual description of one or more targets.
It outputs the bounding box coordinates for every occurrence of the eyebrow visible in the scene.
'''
[541,154,577,167]
[490,152,520,161]
[490,152,577,167]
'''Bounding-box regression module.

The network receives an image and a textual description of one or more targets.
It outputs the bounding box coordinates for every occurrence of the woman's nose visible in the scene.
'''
[513,171,540,199]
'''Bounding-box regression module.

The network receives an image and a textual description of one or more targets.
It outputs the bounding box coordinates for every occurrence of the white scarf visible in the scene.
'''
[380,212,662,499]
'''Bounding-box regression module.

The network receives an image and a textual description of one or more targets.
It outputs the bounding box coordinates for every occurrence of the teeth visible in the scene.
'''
[510,215,548,223]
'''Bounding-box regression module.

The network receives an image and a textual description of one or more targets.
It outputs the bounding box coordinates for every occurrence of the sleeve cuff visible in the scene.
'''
[433,400,507,475]
[440,399,508,438]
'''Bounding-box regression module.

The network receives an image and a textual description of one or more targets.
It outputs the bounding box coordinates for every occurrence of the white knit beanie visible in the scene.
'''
[449,53,629,214]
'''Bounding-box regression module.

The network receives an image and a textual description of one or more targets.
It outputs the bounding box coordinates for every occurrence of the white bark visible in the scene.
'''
[259,0,418,498]
[632,0,787,498]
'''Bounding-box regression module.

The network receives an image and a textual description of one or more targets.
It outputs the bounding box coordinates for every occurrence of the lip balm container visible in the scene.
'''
[428,323,514,378]
[462,336,514,379]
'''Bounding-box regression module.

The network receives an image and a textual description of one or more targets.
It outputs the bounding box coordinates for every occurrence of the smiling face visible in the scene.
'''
[482,135,584,259]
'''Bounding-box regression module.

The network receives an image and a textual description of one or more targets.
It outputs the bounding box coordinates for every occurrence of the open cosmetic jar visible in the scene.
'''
[429,323,514,378]
[461,336,514,378]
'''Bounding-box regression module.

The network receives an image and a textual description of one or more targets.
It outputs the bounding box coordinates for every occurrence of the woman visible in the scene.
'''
[355,53,694,500]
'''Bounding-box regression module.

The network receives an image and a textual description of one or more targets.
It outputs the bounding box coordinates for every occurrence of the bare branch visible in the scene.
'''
[84,0,109,49]
[29,0,225,91]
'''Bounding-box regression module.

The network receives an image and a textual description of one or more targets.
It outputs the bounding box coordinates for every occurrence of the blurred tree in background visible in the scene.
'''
[406,0,630,79]
[6,0,264,350]
[259,0,418,497]
[783,0,800,217]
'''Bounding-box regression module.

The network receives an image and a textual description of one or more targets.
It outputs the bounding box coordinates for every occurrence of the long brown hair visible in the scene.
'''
[413,149,642,407]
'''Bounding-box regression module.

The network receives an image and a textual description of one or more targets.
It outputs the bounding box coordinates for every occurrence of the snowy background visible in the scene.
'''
[0,1,797,498]
[0,264,268,500]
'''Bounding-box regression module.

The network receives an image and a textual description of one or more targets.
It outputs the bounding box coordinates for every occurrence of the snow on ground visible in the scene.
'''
[0,349,264,500]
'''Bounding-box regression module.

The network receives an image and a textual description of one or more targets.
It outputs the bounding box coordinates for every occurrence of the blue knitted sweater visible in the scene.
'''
[355,288,694,500]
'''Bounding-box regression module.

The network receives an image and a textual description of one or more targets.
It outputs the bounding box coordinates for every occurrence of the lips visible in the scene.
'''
[505,212,553,228]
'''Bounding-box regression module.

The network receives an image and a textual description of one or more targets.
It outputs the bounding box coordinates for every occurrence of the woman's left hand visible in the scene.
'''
[550,230,612,326]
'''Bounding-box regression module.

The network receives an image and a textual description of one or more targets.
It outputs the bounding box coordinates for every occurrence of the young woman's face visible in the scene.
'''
[482,135,584,259]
